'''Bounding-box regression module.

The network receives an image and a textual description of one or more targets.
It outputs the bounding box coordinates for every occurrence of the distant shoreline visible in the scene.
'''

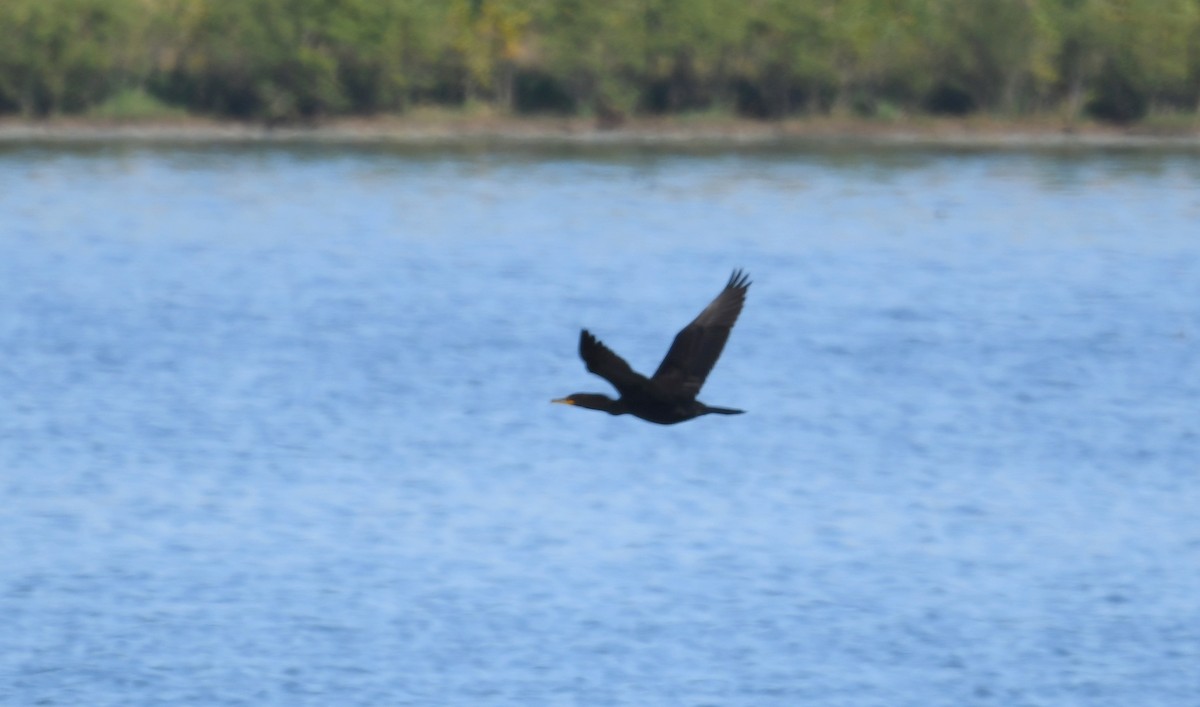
[3,115,1199,150]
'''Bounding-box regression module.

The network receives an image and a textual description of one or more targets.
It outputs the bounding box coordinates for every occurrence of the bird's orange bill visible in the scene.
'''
[551,398,575,405]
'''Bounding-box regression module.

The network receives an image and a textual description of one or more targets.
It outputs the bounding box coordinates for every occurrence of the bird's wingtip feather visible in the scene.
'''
[728,268,752,290]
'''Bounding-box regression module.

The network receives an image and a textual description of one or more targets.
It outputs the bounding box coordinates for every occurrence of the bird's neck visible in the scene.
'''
[597,396,630,416]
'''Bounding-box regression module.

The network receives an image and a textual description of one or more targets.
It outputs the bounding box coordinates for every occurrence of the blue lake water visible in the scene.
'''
[1,141,1199,705]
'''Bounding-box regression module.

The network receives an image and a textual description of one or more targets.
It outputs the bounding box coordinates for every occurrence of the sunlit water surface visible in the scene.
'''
[2,142,1199,705]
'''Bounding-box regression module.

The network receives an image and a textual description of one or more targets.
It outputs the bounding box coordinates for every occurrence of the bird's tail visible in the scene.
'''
[704,405,744,415]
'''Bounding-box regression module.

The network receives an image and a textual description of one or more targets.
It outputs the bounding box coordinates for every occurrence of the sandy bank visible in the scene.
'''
[2,115,1199,149]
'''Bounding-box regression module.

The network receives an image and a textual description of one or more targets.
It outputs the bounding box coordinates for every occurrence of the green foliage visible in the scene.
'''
[1,0,1198,123]
[923,0,1061,114]
[87,86,189,119]
[146,0,452,119]
[0,0,144,115]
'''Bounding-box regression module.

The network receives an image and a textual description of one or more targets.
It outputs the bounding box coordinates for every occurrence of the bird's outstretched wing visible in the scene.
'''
[651,269,751,396]
[580,329,649,396]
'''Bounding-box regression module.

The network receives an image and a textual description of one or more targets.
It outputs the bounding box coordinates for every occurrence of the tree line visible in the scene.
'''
[1,0,1198,124]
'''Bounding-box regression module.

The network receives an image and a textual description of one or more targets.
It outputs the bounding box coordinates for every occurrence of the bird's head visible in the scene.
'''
[551,393,623,415]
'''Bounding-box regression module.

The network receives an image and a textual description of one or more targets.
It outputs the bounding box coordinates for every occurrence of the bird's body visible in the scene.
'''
[553,270,750,425]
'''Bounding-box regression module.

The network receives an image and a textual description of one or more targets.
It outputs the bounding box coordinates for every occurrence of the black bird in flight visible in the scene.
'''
[553,270,751,424]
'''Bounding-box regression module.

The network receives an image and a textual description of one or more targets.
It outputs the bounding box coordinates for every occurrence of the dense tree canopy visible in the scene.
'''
[1,0,1197,122]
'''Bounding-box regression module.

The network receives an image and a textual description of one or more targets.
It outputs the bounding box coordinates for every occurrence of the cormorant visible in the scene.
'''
[552,269,751,425]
